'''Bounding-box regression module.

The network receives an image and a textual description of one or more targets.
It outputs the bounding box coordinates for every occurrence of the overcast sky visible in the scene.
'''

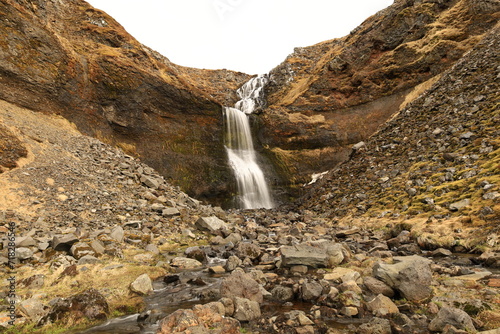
[85,0,393,74]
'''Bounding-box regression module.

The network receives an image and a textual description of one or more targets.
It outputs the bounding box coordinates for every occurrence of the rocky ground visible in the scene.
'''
[0,95,499,333]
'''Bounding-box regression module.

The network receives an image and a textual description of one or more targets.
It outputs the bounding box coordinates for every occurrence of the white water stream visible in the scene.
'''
[224,75,274,209]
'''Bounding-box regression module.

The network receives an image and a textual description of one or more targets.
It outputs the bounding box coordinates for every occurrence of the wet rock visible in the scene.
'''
[185,246,208,263]
[209,266,225,274]
[428,307,476,332]
[130,273,153,295]
[373,256,433,302]
[196,216,227,234]
[431,248,453,257]
[232,297,261,322]
[220,269,263,303]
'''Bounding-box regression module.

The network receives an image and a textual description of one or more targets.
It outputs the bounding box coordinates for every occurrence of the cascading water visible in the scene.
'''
[224,74,274,209]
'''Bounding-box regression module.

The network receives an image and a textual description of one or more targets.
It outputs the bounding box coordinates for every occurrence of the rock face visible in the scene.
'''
[0,0,249,204]
[300,21,500,225]
[259,0,499,193]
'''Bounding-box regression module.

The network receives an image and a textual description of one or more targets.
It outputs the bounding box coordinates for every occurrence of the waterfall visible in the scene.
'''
[224,75,274,209]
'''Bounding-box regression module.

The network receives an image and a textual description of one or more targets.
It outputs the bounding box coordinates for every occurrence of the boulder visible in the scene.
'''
[373,256,433,302]
[270,285,294,302]
[157,308,240,334]
[281,241,348,268]
[363,276,395,297]
[428,307,475,332]
[220,269,263,303]
[18,298,47,321]
[196,216,227,234]
[237,242,261,261]
[366,294,399,316]
[232,297,261,322]
[130,274,153,295]
[300,280,323,301]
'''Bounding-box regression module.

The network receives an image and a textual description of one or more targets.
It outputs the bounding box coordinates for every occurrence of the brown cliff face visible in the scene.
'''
[260,0,499,194]
[0,0,249,204]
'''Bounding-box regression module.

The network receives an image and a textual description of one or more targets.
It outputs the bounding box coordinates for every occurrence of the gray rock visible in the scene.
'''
[429,307,475,332]
[78,255,100,265]
[431,248,453,257]
[195,216,227,234]
[110,226,124,242]
[130,274,153,296]
[15,236,37,247]
[301,280,323,301]
[281,241,348,268]
[16,247,34,260]
[70,242,96,260]
[19,298,47,321]
[483,192,500,200]
[373,256,433,302]
[145,244,160,255]
[90,239,105,255]
[449,199,470,212]
[162,208,180,217]
[140,176,159,189]
[232,297,261,322]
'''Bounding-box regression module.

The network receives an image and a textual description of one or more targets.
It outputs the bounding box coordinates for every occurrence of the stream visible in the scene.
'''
[77,251,497,334]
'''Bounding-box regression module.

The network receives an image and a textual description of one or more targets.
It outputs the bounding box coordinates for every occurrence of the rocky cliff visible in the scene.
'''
[260,0,499,195]
[299,22,499,240]
[0,0,249,204]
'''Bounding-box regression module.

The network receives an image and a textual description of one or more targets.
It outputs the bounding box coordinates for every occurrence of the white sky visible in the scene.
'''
[85,0,394,74]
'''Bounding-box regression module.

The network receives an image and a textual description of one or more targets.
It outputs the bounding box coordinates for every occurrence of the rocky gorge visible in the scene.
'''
[0,0,499,333]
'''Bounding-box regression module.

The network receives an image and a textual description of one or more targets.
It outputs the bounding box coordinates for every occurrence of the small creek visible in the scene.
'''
[77,252,496,334]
